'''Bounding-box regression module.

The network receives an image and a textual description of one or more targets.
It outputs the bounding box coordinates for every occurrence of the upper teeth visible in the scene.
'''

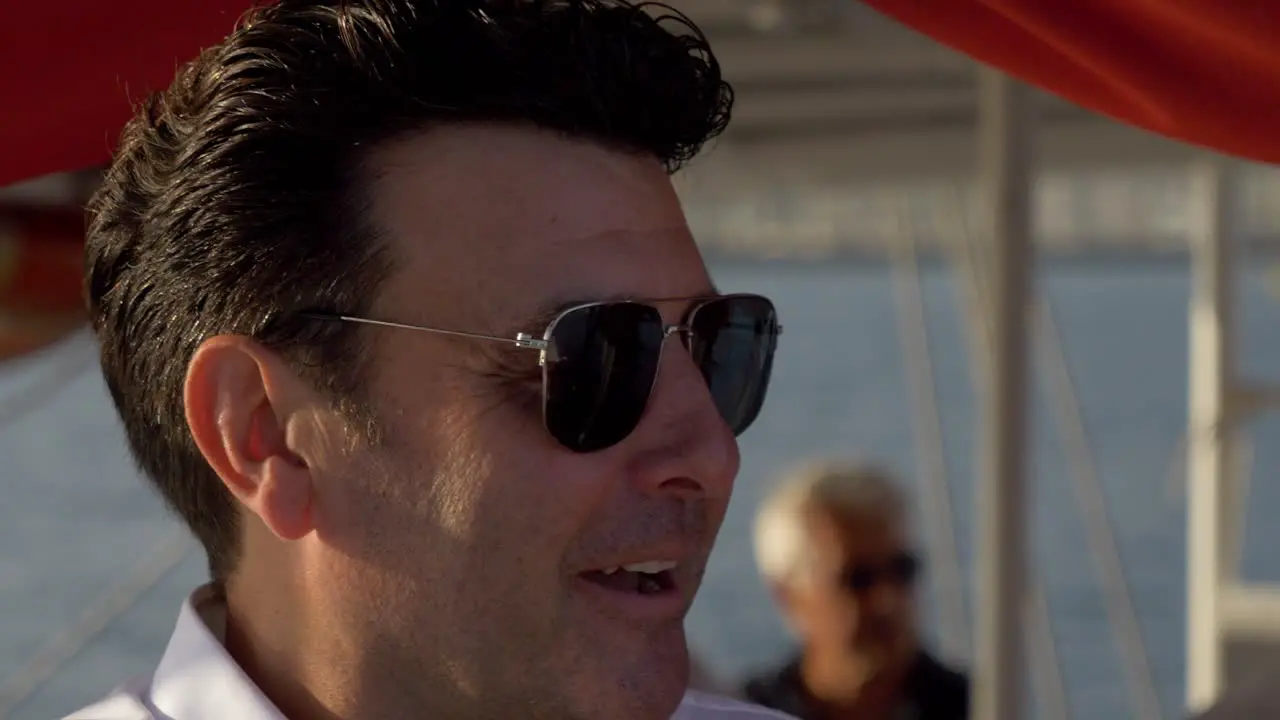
[602,561,678,575]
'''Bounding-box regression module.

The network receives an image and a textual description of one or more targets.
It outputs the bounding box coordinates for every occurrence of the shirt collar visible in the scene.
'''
[148,583,285,720]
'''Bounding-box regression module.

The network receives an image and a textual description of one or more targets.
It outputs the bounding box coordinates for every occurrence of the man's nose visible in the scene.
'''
[623,341,739,500]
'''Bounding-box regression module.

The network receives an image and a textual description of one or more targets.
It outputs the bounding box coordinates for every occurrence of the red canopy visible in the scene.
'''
[859,0,1280,165]
[0,0,255,188]
[2,0,1279,189]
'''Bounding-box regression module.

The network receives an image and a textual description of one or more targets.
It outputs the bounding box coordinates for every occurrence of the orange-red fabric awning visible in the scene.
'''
[859,0,1280,165]
[2,0,1279,190]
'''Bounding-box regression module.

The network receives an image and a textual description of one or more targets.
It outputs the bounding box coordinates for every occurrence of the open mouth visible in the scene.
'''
[580,560,678,596]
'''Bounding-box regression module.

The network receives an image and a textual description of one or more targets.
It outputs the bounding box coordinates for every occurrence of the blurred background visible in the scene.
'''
[3,2,1280,718]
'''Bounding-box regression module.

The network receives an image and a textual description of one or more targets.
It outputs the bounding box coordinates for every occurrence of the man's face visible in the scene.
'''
[315,127,740,719]
[782,508,919,672]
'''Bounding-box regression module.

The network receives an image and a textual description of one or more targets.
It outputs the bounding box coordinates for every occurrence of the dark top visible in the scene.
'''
[741,651,969,720]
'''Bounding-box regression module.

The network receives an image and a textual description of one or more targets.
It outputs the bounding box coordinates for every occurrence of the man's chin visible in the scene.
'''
[853,638,911,669]
[572,663,689,720]
[564,628,690,720]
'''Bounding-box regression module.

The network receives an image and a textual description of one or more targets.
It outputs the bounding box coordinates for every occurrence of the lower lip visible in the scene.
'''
[572,575,688,621]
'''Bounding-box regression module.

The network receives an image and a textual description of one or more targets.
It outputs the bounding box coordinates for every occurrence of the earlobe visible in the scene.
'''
[184,335,318,542]
[771,581,806,636]
[770,580,792,609]
[768,579,798,630]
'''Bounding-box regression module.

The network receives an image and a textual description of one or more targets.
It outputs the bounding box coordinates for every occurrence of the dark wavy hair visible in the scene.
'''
[86,0,733,581]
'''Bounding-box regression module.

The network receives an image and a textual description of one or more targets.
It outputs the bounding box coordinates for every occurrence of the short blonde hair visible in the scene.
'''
[752,459,906,585]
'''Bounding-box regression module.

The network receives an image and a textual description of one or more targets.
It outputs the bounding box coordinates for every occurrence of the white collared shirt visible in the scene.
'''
[65,584,794,720]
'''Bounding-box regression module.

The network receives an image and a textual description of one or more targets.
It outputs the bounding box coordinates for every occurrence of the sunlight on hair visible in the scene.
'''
[752,459,905,586]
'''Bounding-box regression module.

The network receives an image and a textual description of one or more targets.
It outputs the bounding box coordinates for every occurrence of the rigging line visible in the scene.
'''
[0,531,193,719]
[1036,296,1164,720]
[888,191,970,662]
[943,184,1072,720]
[949,184,1162,720]
[1028,584,1071,720]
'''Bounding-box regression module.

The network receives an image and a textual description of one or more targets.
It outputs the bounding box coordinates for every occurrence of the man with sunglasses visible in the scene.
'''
[744,461,968,719]
[68,1,785,719]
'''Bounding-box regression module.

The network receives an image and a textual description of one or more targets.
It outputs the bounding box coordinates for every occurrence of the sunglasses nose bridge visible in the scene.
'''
[661,322,693,347]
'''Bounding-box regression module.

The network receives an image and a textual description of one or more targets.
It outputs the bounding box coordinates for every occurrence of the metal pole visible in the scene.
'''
[946,187,1070,720]
[973,68,1034,720]
[1184,158,1236,714]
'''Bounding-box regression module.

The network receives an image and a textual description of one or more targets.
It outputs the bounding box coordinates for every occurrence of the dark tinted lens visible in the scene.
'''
[841,553,920,593]
[844,567,878,592]
[687,295,779,434]
[888,552,921,585]
[543,303,664,452]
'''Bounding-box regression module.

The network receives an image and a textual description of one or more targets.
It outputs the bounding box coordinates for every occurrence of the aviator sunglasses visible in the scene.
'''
[305,293,781,452]
[841,551,921,593]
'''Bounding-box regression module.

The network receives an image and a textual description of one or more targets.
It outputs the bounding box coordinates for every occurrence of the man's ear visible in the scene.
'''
[770,579,806,638]
[184,335,318,541]
[770,579,795,614]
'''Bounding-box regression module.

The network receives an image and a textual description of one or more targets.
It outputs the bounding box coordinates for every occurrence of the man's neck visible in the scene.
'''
[222,589,346,720]
[221,581,478,720]
[799,649,911,720]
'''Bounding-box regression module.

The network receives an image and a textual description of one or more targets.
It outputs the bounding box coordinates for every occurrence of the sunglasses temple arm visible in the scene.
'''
[326,314,549,350]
